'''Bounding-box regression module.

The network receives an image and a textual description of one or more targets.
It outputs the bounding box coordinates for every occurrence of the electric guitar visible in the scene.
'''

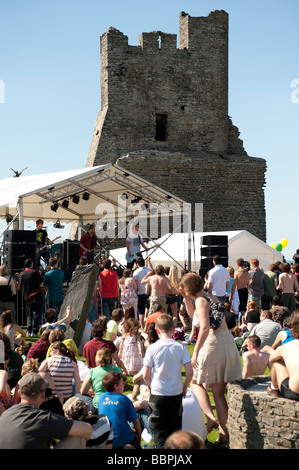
[125,244,160,264]
[37,236,61,254]
[78,247,95,258]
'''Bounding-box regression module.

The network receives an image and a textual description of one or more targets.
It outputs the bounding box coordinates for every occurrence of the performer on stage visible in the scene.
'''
[35,219,53,268]
[126,223,148,269]
[79,223,99,264]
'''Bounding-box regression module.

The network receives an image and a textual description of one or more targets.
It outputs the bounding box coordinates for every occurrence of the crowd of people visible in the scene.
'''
[1,224,299,450]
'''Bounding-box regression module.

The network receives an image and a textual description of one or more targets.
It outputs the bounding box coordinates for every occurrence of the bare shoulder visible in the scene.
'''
[285,339,299,353]
[195,296,210,308]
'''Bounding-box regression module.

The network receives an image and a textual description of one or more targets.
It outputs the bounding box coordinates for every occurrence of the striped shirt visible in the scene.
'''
[48,355,75,401]
[86,415,114,449]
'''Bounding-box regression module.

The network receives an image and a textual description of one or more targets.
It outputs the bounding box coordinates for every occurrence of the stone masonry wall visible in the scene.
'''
[87,11,230,166]
[86,11,267,241]
[116,150,266,242]
[227,376,299,449]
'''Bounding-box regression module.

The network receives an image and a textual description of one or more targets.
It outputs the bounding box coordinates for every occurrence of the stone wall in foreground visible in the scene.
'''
[227,376,299,449]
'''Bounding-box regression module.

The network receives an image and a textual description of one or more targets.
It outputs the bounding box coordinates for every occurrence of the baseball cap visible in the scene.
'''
[19,372,46,397]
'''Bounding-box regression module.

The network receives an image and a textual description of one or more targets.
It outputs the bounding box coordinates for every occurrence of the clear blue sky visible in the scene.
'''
[0,0,298,260]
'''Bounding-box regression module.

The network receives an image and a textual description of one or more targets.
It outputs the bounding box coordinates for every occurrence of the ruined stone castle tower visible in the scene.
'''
[86,10,266,241]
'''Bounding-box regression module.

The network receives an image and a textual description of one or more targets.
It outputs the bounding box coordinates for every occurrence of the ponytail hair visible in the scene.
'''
[51,341,76,362]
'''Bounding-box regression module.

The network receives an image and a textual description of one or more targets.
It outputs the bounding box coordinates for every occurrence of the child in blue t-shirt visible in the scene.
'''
[98,371,141,449]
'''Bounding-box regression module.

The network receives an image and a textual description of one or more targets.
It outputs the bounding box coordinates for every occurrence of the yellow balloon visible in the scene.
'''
[270,243,276,249]
[280,239,288,249]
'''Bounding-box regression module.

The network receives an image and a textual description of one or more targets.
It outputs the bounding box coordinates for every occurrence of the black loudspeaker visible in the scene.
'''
[200,256,229,269]
[200,234,229,275]
[201,246,228,257]
[63,241,80,267]
[3,230,37,274]
[201,235,228,246]
[62,241,80,283]
[4,230,36,244]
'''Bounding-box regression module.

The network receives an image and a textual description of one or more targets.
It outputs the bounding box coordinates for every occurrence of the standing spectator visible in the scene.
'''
[248,310,282,349]
[291,263,299,284]
[43,257,65,317]
[141,265,176,315]
[119,269,138,318]
[0,264,19,318]
[98,259,119,319]
[207,255,230,303]
[119,318,144,376]
[143,314,193,449]
[19,258,44,336]
[262,264,280,310]
[133,257,152,329]
[226,266,235,299]
[248,258,264,310]
[0,372,92,449]
[229,258,250,324]
[179,272,242,445]
[166,266,180,327]
[291,264,299,308]
[292,249,299,265]
[277,262,299,313]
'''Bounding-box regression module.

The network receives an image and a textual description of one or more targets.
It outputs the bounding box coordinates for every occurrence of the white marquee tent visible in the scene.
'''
[111,230,283,272]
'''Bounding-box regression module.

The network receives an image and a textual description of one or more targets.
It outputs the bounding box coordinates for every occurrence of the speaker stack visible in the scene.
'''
[62,240,80,282]
[3,230,37,274]
[200,235,228,278]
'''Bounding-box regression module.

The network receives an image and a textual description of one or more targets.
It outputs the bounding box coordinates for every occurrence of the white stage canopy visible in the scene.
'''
[0,163,193,265]
[0,163,189,223]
